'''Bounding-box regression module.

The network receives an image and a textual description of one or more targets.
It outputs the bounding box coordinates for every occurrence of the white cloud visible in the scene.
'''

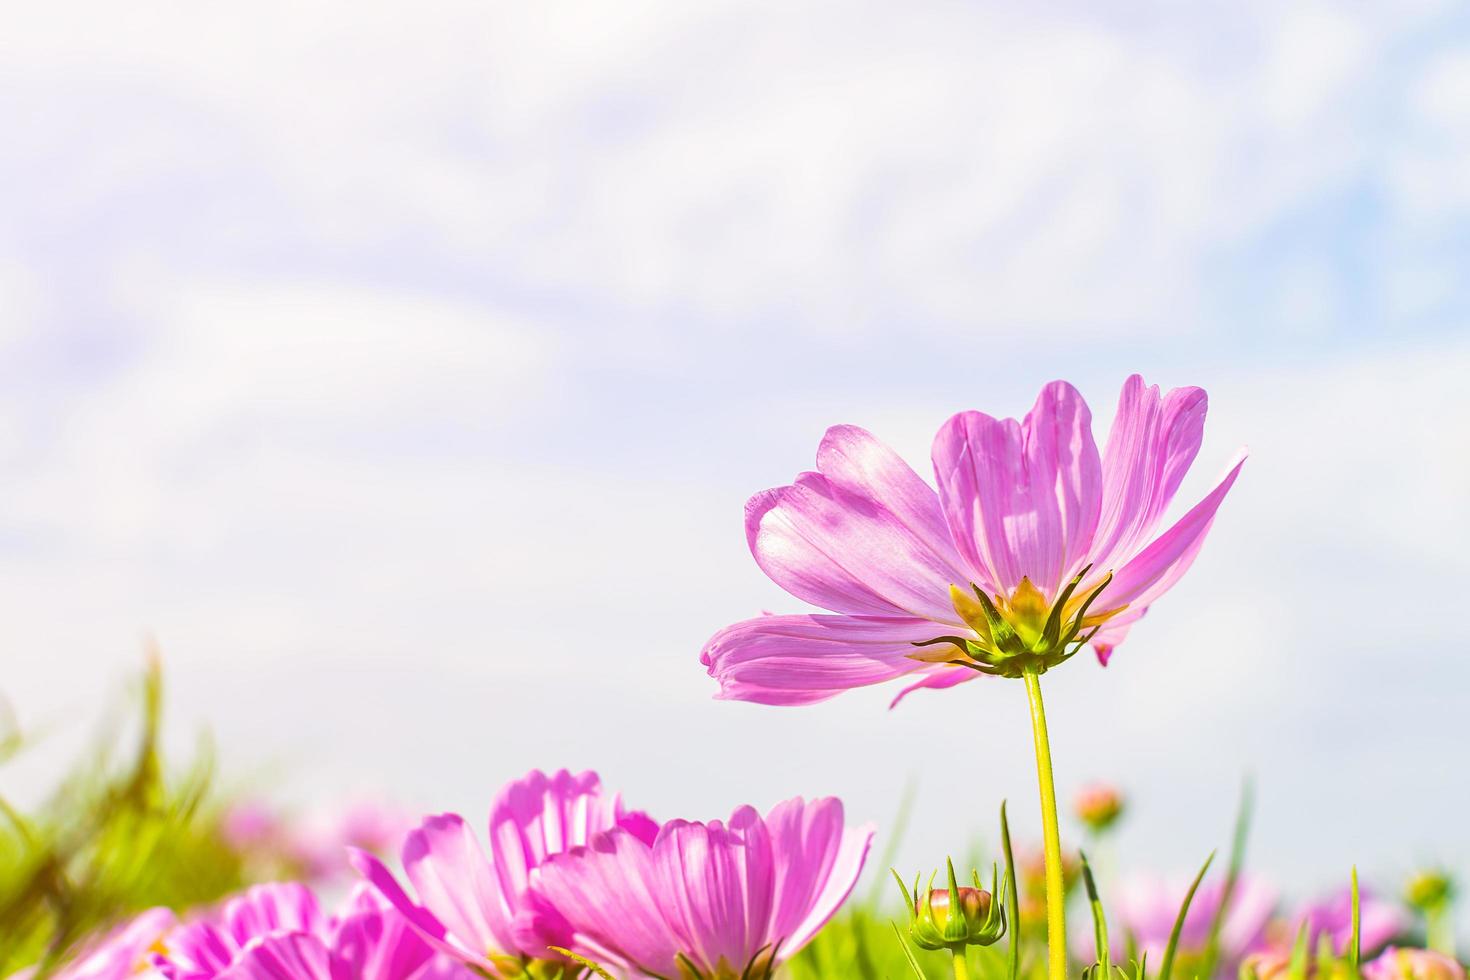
[3,1,1459,340]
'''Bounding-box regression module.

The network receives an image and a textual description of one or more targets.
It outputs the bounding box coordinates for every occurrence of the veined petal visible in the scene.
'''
[487,769,619,914]
[331,904,435,980]
[216,934,335,980]
[814,425,971,579]
[223,884,323,947]
[653,813,773,973]
[932,382,1102,598]
[401,814,517,960]
[747,427,973,622]
[1095,453,1245,614]
[530,830,679,977]
[888,664,979,707]
[1088,610,1142,666]
[349,849,479,970]
[764,798,873,955]
[1090,376,1209,575]
[701,614,950,705]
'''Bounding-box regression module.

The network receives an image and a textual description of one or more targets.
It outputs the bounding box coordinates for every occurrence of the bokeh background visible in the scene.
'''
[3,0,1468,910]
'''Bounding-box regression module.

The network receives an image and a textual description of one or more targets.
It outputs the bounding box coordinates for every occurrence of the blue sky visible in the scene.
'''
[2,0,1469,915]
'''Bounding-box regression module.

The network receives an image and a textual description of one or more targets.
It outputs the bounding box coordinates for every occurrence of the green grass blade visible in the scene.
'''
[1081,849,1111,978]
[891,922,931,979]
[1349,867,1362,980]
[1159,851,1216,980]
[1200,778,1254,979]
[1001,801,1021,980]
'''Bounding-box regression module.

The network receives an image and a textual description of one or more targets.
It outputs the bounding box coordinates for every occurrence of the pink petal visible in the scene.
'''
[701,613,947,705]
[530,830,678,977]
[1097,453,1246,614]
[814,425,971,580]
[223,884,324,947]
[764,798,873,954]
[348,849,472,969]
[331,903,434,980]
[1090,376,1209,575]
[653,812,774,972]
[888,664,979,707]
[932,381,1102,597]
[1089,614,1138,666]
[746,426,972,622]
[216,934,335,980]
[487,769,619,914]
[401,815,517,960]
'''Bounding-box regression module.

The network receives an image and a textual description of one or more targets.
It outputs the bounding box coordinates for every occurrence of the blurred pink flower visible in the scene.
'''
[527,796,873,978]
[702,375,1244,706]
[1108,872,1277,969]
[220,801,284,853]
[291,799,413,881]
[150,882,457,980]
[5,907,176,980]
[1265,886,1408,957]
[351,768,657,974]
[1363,948,1466,980]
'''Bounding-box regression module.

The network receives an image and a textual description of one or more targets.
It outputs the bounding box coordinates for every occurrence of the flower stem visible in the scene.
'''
[952,948,972,980]
[1022,667,1067,980]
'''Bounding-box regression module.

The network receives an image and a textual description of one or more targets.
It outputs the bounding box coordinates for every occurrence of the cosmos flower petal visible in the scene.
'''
[932,381,1102,597]
[746,427,975,622]
[215,933,334,980]
[531,829,679,977]
[764,797,874,954]
[1098,453,1246,614]
[702,613,950,705]
[1091,376,1209,574]
[887,664,979,706]
[401,815,516,960]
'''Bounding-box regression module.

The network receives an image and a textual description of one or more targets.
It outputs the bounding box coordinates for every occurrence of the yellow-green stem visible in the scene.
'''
[1023,667,1067,980]
[952,948,972,980]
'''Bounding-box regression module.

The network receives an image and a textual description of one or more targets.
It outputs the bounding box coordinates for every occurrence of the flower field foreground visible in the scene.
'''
[1,377,1464,980]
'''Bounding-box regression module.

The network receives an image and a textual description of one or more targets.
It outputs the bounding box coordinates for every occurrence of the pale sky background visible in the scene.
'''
[2,0,1469,919]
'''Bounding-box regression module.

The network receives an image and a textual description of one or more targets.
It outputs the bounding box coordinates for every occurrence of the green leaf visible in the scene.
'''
[1080,849,1111,979]
[1349,866,1362,980]
[1159,851,1216,980]
[1200,778,1254,980]
[892,922,931,979]
[1000,801,1021,980]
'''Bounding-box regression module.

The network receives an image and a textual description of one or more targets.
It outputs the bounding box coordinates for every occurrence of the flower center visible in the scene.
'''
[909,566,1124,678]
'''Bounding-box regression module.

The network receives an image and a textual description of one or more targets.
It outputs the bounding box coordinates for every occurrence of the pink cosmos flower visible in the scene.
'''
[5,907,176,980]
[526,796,873,979]
[1263,887,1408,958]
[1106,872,1277,970]
[291,800,413,881]
[1363,948,1466,980]
[702,375,1245,706]
[351,768,658,975]
[150,882,456,980]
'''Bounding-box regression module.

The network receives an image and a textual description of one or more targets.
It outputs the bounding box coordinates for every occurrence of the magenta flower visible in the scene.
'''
[151,882,449,980]
[153,882,326,979]
[702,375,1245,705]
[351,768,657,975]
[527,796,873,979]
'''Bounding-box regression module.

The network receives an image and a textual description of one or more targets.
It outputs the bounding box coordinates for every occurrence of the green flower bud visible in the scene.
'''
[1404,870,1455,912]
[894,858,1007,952]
